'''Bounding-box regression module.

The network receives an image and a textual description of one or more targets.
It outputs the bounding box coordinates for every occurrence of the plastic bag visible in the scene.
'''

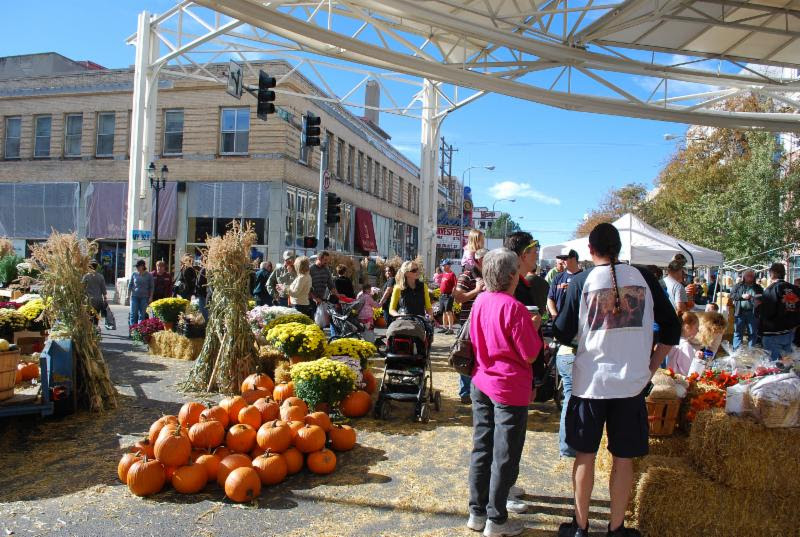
[725,383,750,415]
[314,304,331,328]
[748,373,800,428]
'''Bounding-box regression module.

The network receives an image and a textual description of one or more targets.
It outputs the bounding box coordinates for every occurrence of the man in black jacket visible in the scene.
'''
[757,263,800,361]
[729,270,763,350]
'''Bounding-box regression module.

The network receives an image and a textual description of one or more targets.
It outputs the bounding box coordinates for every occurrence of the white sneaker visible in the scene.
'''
[483,519,526,537]
[467,513,487,531]
[509,485,525,498]
[505,498,528,514]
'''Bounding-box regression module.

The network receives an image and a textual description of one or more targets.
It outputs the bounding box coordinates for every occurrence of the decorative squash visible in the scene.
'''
[189,420,225,449]
[306,448,337,475]
[148,415,179,444]
[178,401,206,428]
[242,373,275,394]
[242,388,271,404]
[220,396,248,425]
[282,447,304,475]
[293,424,326,454]
[216,453,252,487]
[126,456,166,497]
[256,420,291,453]
[172,462,208,494]
[272,381,295,403]
[362,369,377,394]
[118,452,142,483]
[195,453,220,481]
[154,426,192,467]
[131,438,155,459]
[340,390,372,418]
[329,424,357,451]
[286,420,305,440]
[199,405,230,429]
[226,424,257,454]
[224,466,261,503]
[280,397,308,422]
[304,411,332,433]
[253,397,280,422]
[251,451,288,485]
[237,405,262,430]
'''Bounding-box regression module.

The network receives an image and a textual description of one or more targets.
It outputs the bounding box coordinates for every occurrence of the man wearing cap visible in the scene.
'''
[267,251,297,307]
[438,260,458,335]
[548,247,583,459]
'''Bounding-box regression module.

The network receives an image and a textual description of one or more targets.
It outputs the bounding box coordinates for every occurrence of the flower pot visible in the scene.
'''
[163,321,174,331]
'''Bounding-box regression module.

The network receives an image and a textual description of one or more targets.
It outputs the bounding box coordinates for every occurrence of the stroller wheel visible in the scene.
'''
[433,391,442,412]
[379,400,392,420]
[419,403,431,423]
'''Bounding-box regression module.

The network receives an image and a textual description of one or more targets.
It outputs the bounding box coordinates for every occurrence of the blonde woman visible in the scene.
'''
[388,261,433,318]
[288,256,313,318]
[461,229,486,272]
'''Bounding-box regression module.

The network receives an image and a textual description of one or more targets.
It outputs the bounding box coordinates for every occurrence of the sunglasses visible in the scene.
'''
[409,268,419,273]
[523,240,540,253]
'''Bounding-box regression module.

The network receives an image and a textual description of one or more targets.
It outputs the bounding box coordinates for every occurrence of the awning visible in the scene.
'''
[355,208,377,253]
[85,181,177,240]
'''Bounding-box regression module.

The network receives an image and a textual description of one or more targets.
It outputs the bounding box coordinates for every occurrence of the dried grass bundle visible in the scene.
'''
[183,221,257,393]
[0,237,13,258]
[148,331,203,360]
[29,232,116,412]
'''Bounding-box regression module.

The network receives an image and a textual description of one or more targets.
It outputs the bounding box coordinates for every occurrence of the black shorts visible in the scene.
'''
[565,390,649,459]
[439,293,454,312]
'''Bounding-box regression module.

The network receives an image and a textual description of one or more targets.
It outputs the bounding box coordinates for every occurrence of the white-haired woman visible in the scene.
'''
[466,248,542,537]
[388,260,433,318]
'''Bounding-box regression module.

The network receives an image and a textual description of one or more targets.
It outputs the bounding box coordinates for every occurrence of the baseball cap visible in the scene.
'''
[556,248,579,260]
[282,250,296,261]
[440,260,451,267]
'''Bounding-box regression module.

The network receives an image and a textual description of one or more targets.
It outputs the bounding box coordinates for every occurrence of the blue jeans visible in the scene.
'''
[129,295,148,327]
[761,331,795,361]
[556,352,576,458]
[197,295,208,321]
[733,311,758,350]
[459,374,472,398]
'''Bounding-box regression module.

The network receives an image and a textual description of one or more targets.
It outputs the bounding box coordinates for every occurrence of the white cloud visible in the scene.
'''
[489,181,561,206]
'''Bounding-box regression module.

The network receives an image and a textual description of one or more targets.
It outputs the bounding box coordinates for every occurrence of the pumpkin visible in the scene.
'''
[195,453,220,481]
[256,420,291,453]
[118,452,142,483]
[131,438,155,459]
[282,447,304,475]
[252,451,288,485]
[226,424,257,454]
[171,462,208,494]
[224,466,261,503]
[163,465,178,481]
[190,448,207,462]
[306,448,337,475]
[220,396,248,425]
[154,426,192,467]
[362,369,377,394]
[199,405,229,429]
[126,456,166,497]
[148,415,179,444]
[272,381,295,403]
[293,424,326,453]
[286,420,305,440]
[242,388,271,404]
[242,373,275,394]
[304,411,332,432]
[158,422,189,442]
[188,420,225,449]
[178,401,206,428]
[18,362,39,381]
[280,397,308,422]
[253,397,280,422]
[329,424,357,451]
[14,367,22,384]
[216,453,252,487]
[341,390,372,418]
[214,446,232,460]
[250,445,266,459]
[237,405,262,430]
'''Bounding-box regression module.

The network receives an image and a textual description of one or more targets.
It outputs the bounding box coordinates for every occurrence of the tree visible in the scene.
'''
[575,183,649,237]
[485,213,521,239]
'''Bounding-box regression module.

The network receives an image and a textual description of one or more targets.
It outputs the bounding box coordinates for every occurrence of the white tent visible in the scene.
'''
[541,214,724,267]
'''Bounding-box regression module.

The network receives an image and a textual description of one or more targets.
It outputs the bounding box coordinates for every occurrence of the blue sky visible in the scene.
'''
[2,1,688,246]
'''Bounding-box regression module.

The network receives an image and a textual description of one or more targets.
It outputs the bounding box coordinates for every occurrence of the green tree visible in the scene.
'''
[485,213,521,239]
[575,183,649,237]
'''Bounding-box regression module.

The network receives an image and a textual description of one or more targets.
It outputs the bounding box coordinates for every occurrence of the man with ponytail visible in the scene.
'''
[553,223,680,537]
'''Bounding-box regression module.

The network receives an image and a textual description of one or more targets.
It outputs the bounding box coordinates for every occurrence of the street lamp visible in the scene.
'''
[148,162,169,267]
[492,198,515,212]
[459,165,494,251]
[506,215,523,240]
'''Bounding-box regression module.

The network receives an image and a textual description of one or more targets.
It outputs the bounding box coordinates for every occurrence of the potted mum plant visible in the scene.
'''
[130,317,164,344]
[326,338,377,369]
[264,322,326,363]
[148,297,189,330]
[290,357,357,414]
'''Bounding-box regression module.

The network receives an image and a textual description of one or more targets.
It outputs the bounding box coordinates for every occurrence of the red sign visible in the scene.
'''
[355,208,377,252]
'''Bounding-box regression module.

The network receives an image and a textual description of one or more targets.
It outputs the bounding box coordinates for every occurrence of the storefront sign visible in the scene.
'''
[473,210,500,220]
[132,229,152,241]
[437,226,466,249]
[131,242,151,267]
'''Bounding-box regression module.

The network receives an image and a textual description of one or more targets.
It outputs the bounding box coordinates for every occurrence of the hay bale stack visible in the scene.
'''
[596,433,689,476]
[148,331,203,361]
[689,409,800,498]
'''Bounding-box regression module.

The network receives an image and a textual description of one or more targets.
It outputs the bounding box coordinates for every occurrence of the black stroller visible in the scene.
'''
[323,297,366,342]
[375,315,441,422]
[533,320,563,409]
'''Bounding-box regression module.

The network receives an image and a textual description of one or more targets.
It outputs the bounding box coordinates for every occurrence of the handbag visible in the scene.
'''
[448,311,474,376]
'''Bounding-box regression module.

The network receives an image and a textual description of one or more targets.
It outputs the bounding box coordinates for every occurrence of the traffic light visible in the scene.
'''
[302,112,321,147]
[257,70,276,120]
[303,236,318,249]
[326,193,341,225]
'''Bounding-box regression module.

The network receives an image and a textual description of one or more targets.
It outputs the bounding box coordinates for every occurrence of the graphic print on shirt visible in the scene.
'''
[585,285,646,331]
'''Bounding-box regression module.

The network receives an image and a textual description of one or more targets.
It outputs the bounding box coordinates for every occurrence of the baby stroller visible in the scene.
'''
[375,314,441,422]
[323,297,366,341]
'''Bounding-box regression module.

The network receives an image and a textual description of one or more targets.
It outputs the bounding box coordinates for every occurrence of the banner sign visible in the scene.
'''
[473,210,500,220]
[437,226,466,249]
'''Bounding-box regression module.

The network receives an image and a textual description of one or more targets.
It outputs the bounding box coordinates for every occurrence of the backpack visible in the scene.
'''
[448,311,474,376]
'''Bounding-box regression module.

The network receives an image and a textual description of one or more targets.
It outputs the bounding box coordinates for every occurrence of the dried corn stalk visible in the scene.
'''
[29,233,117,412]
[184,221,257,393]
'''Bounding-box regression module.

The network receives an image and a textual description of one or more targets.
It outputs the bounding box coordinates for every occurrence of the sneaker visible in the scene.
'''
[607,523,642,537]
[467,513,487,532]
[508,485,524,498]
[460,395,472,405]
[505,498,527,514]
[558,518,590,537]
[483,519,525,537]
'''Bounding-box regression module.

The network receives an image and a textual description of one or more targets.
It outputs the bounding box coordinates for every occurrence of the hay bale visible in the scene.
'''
[596,433,689,476]
[148,331,203,360]
[689,409,800,498]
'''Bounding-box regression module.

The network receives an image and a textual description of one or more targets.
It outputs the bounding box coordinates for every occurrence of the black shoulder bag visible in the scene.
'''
[448,311,474,376]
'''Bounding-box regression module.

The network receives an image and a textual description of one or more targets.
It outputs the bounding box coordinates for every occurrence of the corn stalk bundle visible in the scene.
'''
[184,221,257,393]
[29,233,116,412]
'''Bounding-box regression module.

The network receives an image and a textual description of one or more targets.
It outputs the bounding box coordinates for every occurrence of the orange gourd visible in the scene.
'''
[237,405,262,430]
[362,369,377,394]
[251,451,288,485]
[224,467,261,503]
[195,453,220,481]
[188,420,225,449]
[154,426,192,467]
[272,381,294,403]
[306,448,337,475]
[341,390,372,418]
[304,411,332,432]
[256,420,291,453]
[216,453,252,487]
[280,398,308,422]
[253,397,280,422]
[148,415,179,444]
[329,424,357,451]
[226,424,257,454]
[131,438,155,459]
[286,420,304,440]
[178,401,206,428]
[118,452,142,483]
[242,373,275,394]
[199,405,229,429]
[282,447,304,475]
[294,424,325,453]
[242,388,271,404]
[18,362,39,381]
[220,396,247,425]
[126,456,166,497]
[250,445,266,459]
[172,462,207,494]
[214,446,232,460]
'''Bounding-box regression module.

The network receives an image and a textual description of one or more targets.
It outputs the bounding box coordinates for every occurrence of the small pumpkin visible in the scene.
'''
[199,405,229,429]
[256,420,291,453]
[242,373,275,394]
[226,423,257,454]
[272,381,295,403]
[189,420,225,449]
[118,452,142,483]
[242,388,271,404]
[126,456,166,497]
[220,396,248,425]
[158,422,189,442]
[253,397,280,422]
[190,448,207,462]
[131,438,155,459]
[280,397,308,422]
[237,405,262,430]
[251,451,288,485]
[18,362,39,381]
[250,445,266,459]
[362,369,377,394]
[294,424,326,454]
[306,448,337,475]
[282,447,304,475]
[148,415,179,444]
[178,401,207,428]
[214,446,233,460]
[195,453,220,481]
[329,424,357,451]
[340,390,372,418]
[224,466,261,503]
[171,462,208,494]
[163,465,178,481]
[216,453,252,487]
[14,367,22,384]
[304,411,332,432]
[286,420,305,440]
[154,426,192,467]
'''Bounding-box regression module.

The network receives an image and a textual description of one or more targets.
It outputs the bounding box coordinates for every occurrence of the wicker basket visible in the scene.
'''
[647,398,681,436]
[0,348,20,401]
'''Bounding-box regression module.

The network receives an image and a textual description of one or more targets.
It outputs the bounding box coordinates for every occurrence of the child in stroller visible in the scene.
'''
[323,295,367,341]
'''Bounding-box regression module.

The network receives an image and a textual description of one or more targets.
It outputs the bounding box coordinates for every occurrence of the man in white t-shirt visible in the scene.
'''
[554,223,680,537]
[662,260,689,314]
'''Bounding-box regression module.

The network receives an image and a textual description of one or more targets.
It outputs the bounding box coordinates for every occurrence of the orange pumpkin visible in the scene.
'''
[190,448,207,462]
[282,447,304,475]
[242,388,271,404]
[341,390,372,418]
[214,446,233,460]
[252,451,288,485]
[18,362,39,381]
[118,452,142,483]
[237,405,262,430]
[256,420,291,453]
[250,445,266,459]
[306,448,337,475]
[216,453,252,487]
[224,466,261,503]
[362,369,377,394]
[14,367,22,384]
[154,426,192,467]
[329,424,357,451]
[178,401,206,428]
[163,465,178,481]
[280,398,308,422]
[195,453,220,481]
[272,381,295,403]
[188,420,225,450]
[226,424,257,454]
[304,411,332,432]
[294,424,326,453]
[220,396,248,425]
[126,456,166,497]
[131,438,155,459]
[172,462,208,494]
[253,397,280,422]
[286,420,305,440]
[158,422,189,442]
[199,405,230,429]
[148,415,179,444]
[242,373,275,394]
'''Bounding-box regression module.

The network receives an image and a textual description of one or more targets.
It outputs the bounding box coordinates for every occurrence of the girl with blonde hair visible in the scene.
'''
[388,260,433,318]
[461,229,485,272]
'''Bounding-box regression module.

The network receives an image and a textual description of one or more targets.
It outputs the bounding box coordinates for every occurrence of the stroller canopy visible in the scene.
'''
[386,317,427,341]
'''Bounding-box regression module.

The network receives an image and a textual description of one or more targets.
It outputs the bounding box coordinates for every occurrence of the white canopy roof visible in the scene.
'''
[541,213,724,266]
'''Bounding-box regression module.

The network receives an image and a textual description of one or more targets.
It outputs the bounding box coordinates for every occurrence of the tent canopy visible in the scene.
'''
[541,214,724,267]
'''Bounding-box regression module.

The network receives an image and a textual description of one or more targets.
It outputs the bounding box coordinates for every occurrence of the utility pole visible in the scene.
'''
[316,133,330,249]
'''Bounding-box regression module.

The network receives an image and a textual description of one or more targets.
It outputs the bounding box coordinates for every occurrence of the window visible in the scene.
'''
[347,145,355,184]
[374,162,380,195]
[96,112,115,156]
[365,157,372,194]
[336,138,345,178]
[382,167,388,199]
[220,108,249,154]
[163,109,184,155]
[398,178,404,209]
[64,114,82,157]
[284,185,318,249]
[356,151,364,190]
[326,131,334,171]
[408,184,414,213]
[34,116,52,158]
[4,117,21,159]
[388,171,394,204]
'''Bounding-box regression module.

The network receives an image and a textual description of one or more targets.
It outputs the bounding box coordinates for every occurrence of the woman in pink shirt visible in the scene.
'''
[466,248,542,537]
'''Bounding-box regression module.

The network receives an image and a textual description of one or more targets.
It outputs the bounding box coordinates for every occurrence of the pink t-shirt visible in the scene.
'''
[356,292,381,325]
[469,291,542,406]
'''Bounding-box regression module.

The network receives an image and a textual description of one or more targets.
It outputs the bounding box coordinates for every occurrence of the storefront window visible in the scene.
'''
[186,182,270,252]
[284,185,318,249]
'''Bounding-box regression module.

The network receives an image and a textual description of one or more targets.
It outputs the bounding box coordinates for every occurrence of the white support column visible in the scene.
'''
[419,79,441,277]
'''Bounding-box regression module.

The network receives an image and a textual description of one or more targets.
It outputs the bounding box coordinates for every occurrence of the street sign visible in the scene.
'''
[323,170,331,191]
[226,60,243,99]
[132,229,152,241]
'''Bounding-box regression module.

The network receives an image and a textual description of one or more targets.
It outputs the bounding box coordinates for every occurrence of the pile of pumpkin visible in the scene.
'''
[118,374,357,502]
[15,356,40,384]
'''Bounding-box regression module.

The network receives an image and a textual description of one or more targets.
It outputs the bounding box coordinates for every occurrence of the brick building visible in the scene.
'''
[0,53,420,284]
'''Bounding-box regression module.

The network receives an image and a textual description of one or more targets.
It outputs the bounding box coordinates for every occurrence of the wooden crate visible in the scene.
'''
[0,348,20,401]
[647,398,681,436]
